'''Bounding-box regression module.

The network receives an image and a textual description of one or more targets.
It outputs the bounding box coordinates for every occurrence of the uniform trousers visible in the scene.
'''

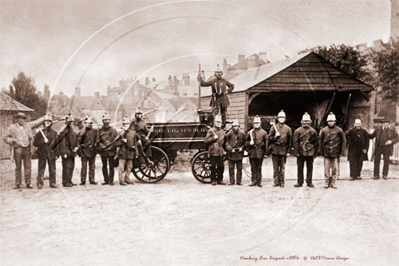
[101,155,115,183]
[14,146,31,186]
[210,156,224,183]
[297,156,313,185]
[228,159,242,184]
[324,157,338,186]
[118,159,133,183]
[62,157,75,185]
[272,154,287,185]
[249,158,263,185]
[374,146,391,177]
[37,158,56,187]
[81,156,96,183]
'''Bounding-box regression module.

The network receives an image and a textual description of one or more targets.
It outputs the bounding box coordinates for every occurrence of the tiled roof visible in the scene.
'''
[0,92,34,112]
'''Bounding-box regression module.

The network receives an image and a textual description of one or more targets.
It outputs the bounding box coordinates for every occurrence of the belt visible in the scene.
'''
[212,143,219,147]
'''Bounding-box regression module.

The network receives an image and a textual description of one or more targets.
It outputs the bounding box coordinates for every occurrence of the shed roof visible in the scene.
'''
[203,52,373,96]
[0,92,34,112]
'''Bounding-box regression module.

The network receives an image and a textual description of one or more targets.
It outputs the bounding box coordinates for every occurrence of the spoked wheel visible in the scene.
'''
[191,150,212,183]
[132,146,170,183]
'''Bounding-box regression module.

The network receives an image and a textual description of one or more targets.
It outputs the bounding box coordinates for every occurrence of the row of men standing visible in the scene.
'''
[205,111,398,188]
[3,108,150,189]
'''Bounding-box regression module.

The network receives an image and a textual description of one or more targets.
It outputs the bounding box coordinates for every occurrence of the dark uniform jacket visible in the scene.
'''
[269,123,292,155]
[199,77,234,108]
[116,129,137,160]
[225,129,245,160]
[77,127,97,158]
[319,125,346,158]
[131,118,149,137]
[204,127,225,157]
[369,127,399,156]
[345,127,369,161]
[33,127,58,159]
[96,126,117,157]
[57,127,78,158]
[245,128,268,159]
[292,126,318,157]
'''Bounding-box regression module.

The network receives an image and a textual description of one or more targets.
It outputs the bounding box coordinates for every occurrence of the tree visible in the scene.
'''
[368,37,399,103]
[2,72,47,120]
[300,44,372,84]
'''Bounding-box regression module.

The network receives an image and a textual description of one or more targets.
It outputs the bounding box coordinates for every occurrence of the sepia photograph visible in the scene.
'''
[1,0,398,265]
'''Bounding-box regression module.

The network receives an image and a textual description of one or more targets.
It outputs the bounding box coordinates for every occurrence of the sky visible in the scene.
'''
[0,0,391,97]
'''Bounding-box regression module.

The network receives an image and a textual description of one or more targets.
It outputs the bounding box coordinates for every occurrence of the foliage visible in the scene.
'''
[2,72,47,120]
[300,44,372,84]
[368,37,399,103]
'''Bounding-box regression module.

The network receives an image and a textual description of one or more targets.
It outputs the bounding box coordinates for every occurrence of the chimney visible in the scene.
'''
[174,76,179,96]
[223,58,228,73]
[44,84,50,100]
[238,53,245,62]
[75,87,81,97]
[94,92,100,97]
[183,73,190,86]
[152,78,156,82]
[372,39,383,51]
[259,51,268,63]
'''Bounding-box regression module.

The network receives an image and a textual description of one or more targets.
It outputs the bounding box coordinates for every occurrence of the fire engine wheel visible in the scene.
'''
[191,151,212,183]
[132,146,170,183]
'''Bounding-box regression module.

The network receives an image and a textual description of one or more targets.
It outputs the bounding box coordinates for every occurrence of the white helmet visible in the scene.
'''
[232,119,239,127]
[215,64,223,73]
[327,112,336,121]
[102,113,111,120]
[253,115,261,123]
[122,116,130,124]
[44,114,52,122]
[355,119,361,124]
[215,114,222,123]
[302,112,311,122]
[277,110,286,118]
[65,114,74,122]
[85,115,94,123]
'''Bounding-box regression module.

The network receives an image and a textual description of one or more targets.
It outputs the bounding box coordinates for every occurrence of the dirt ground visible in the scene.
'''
[1,152,398,266]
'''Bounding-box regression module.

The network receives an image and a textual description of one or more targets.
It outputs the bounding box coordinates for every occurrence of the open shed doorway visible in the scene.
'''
[248,91,344,130]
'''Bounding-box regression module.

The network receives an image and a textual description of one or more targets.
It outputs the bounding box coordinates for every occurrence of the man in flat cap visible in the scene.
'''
[345,119,369,180]
[198,64,234,129]
[3,112,34,189]
[369,119,398,180]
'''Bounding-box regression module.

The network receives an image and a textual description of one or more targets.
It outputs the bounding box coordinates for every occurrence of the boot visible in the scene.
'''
[294,184,302,187]
[120,181,127,186]
[90,181,98,185]
[249,181,257,187]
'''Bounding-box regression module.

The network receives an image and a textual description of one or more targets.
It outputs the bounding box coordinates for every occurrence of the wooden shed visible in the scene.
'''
[0,92,34,159]
[200,52,374,132]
